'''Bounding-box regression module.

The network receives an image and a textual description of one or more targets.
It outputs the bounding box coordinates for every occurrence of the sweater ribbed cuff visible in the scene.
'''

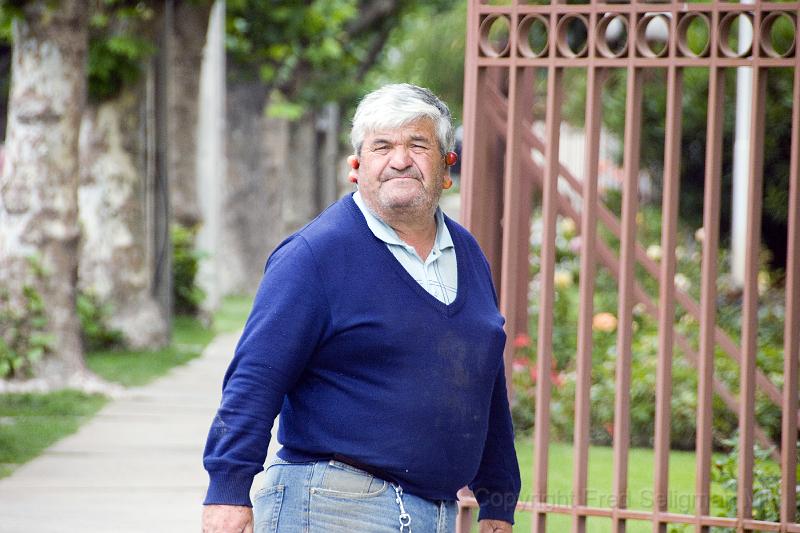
[203,471,255,507]
[476,492,518,525]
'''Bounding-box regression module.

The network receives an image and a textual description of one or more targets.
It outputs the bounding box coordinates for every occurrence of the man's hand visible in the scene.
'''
[479,519,513,532]
[202,504,253,533]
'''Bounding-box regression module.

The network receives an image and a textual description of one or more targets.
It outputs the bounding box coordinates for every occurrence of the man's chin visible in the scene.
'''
[378,193,428,212]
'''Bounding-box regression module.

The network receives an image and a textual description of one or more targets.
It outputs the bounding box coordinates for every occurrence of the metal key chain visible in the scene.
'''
[392,483,411,533]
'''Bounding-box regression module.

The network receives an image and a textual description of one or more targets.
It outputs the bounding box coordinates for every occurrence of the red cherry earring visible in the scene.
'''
[347,155,359,183]
[444,151,458,166]
[443,177,453,190]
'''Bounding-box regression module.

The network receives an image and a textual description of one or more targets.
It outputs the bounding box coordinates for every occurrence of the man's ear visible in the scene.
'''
[347,155,359,183]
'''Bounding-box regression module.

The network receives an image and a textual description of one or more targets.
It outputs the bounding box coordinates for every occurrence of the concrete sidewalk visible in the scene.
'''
[0,330,277,533]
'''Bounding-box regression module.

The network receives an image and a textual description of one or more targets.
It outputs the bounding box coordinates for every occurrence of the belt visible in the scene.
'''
[332,453,399,485]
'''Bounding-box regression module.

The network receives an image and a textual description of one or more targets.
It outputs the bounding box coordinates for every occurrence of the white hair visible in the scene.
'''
[350,83,454,156]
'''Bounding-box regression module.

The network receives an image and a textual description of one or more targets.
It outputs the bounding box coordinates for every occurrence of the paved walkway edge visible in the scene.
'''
[0,330,277,533]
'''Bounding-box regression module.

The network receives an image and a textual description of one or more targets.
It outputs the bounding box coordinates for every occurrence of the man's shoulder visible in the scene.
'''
[270,195,360,260]
[296,194,360,244]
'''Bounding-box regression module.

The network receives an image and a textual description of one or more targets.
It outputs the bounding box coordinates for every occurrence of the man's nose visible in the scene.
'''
[389,146,413,169]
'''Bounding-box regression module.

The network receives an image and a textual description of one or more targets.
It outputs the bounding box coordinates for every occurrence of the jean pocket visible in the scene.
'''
[262,457,292,488]
[309,490,396,532]
[312,461,388,499]
[253,484,284,533]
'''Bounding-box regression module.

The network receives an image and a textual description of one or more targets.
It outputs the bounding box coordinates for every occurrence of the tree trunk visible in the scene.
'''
[221,83,341,294]
[0,1,88,381]
[78,84,169,350]
[195,0,226,312]
[77,4,175,350]
[168,0,213,228]
[220,79,274,294]
[281,112,321,231]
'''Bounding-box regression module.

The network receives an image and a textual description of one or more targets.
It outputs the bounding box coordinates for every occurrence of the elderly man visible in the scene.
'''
[202,84,520,533]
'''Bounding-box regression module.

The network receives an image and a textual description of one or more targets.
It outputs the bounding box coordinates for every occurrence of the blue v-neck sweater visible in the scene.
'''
[203,194,521,523]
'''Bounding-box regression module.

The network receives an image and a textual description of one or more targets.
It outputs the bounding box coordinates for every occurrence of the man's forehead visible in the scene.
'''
[364,118,437,142]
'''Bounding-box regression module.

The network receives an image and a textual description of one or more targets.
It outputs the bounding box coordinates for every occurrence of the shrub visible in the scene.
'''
[0,256,54,378]
[76,290,124,351]
[512,200,787,450]
[172,223,206,316]
[710,437,800,530]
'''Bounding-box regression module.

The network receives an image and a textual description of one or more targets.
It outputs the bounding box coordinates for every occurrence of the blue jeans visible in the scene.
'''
[253,458,458,533]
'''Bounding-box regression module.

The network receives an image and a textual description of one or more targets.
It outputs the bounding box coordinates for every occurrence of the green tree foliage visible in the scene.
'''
[87,1,157,102]
[0,2,32,138]
[0,1,160,103]
[365,1,465,120]
[0,1,27,23]
[225,0,456,118]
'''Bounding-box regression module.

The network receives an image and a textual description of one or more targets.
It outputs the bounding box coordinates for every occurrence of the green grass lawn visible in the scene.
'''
[0,294,252,479]
[469,436,730,532]
[0,390,107,478]
[87,295,251,387]
[211,295,253,334]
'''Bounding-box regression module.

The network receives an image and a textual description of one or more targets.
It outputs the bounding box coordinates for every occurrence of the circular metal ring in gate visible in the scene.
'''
[556,14,589,58]
[518,14,549,58]
[636,13,670,58]
[760,11,796,58]
[479,14,511,58]
[597,14,629,58]
[719,11,754,58]
[676,12,711,58]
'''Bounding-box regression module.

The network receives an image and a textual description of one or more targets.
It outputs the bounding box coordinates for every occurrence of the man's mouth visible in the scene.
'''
[382,175,420,182]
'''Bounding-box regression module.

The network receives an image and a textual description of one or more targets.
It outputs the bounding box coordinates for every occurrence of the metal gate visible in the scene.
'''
[457,1,800,531]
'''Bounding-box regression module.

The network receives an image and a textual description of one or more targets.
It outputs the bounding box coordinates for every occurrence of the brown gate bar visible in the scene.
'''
[782,58,800,531]
[458,1,800,532]
[532,31,563,533]
[653,57,682,533]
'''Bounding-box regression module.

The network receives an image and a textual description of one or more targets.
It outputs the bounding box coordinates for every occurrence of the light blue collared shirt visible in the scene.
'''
[353,191,458,304]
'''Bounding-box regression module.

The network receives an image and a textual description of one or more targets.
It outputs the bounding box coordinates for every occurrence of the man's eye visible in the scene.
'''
[411,144,429,152]
[372,146,390,154]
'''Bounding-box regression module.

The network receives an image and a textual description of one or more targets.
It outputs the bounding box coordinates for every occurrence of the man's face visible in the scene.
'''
[357,118,446,219]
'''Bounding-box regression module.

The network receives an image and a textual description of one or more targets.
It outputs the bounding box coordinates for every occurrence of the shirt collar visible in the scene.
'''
[352,190,454,252]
